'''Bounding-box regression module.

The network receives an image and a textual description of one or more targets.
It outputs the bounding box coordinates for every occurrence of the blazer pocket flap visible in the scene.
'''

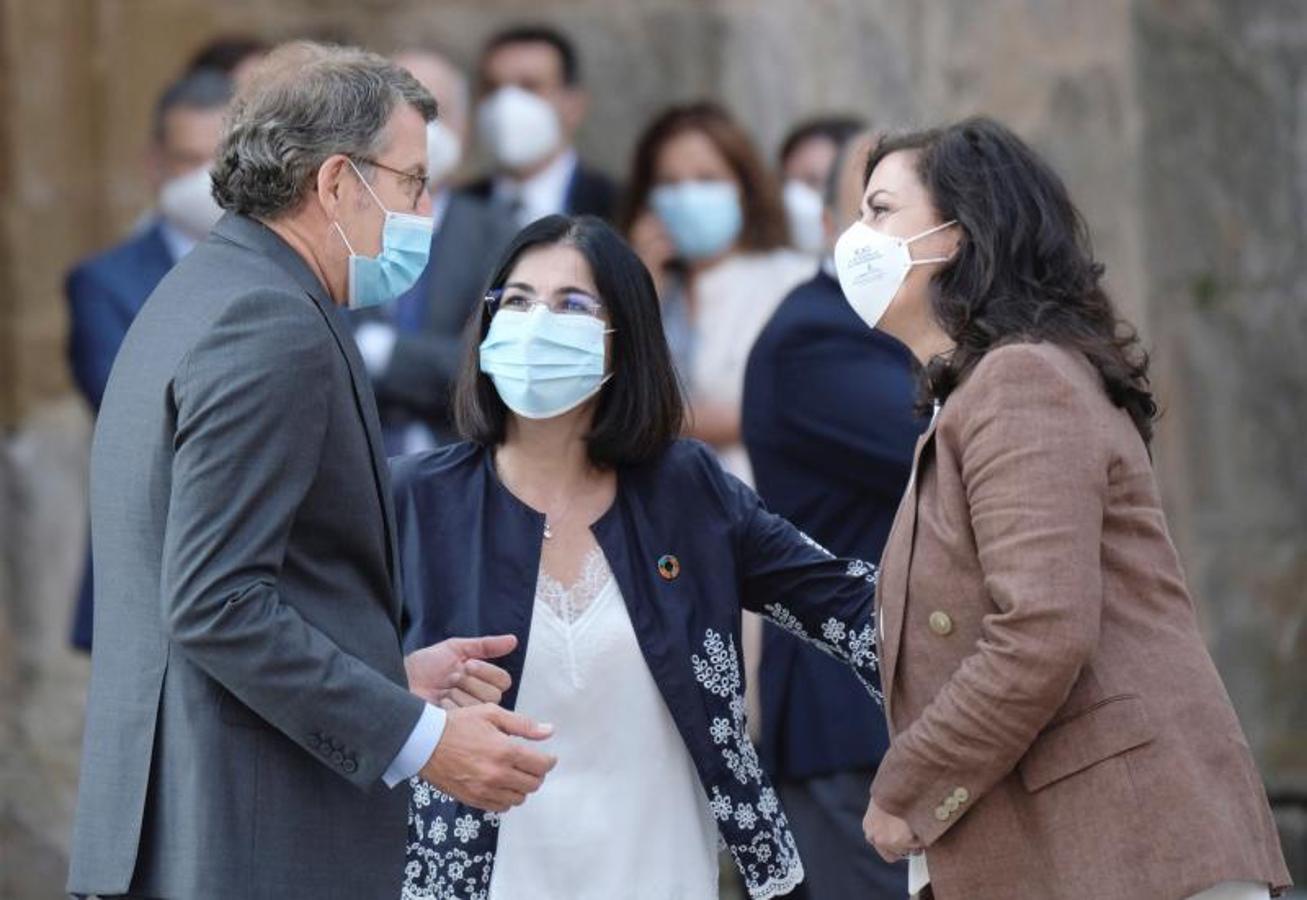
[1018,694,1155,792]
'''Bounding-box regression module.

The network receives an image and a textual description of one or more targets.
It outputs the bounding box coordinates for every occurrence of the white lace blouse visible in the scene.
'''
[488,547,722,900]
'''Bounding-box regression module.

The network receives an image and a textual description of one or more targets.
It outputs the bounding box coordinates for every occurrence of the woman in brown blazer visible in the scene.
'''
[832,118,1291,900]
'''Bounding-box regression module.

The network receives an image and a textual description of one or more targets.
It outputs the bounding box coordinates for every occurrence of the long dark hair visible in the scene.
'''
[866,117,1157,444]
[453,215,685,466]
[619,101,789,253]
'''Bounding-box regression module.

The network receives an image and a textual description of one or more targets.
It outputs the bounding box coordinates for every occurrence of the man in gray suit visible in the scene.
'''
[69,43,555,899]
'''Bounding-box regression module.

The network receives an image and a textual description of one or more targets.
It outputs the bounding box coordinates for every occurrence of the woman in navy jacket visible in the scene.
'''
[393,215,880,900]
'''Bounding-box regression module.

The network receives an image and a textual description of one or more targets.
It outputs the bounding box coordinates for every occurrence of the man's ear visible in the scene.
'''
[315,154,352,220]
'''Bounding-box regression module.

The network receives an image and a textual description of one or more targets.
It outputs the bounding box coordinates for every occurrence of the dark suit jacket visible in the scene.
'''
[463,158,621,222]
[65,219,177,651]
[742,269,926,781]
[69,213,424,900]
[353,191,516,442]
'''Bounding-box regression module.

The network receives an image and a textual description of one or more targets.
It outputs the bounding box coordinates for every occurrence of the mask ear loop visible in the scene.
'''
[333,158,393,257]
[346,157,391,215]
[332,220,358,256]
[905,219,959,266]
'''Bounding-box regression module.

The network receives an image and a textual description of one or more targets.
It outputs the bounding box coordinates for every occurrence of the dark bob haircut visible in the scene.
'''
[864,116,1157,445]
[454,215,685,466]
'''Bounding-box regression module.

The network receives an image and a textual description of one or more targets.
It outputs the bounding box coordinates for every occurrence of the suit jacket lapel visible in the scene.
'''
[211,214,403,623]
[878,410,939,722]
[316,301,403,619]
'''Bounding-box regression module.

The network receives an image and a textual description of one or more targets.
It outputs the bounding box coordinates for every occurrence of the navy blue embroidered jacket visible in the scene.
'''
[391,439,880,900]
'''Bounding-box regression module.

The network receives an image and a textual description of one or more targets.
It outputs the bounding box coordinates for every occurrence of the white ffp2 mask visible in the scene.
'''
[833,219,956,330]
[476,85,562,171]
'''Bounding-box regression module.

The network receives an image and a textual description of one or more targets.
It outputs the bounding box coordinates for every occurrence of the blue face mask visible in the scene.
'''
[650,180,743,261]
[333,159,434,309]
[479,306,612,420]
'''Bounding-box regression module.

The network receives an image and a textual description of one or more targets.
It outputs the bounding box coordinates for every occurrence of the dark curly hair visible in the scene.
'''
[865,117,1157,445]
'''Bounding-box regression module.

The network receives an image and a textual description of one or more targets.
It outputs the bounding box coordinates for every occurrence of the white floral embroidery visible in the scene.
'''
[762,603,882,704]
[797,530,835,559]
[453,814,480,844]
[404,778,496,900]
[821,618,847,644]
[709,787,734,822]
[412,781,431,809]
[735,802,758,830]
[691,630,805,899]
[846,558,877,583]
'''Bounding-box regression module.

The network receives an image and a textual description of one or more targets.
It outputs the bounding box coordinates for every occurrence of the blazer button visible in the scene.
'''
[953,787,969,804]
[331,750,345,765]
[928,611,954,636]
[343,759,358,774]
[934,805,951,821]
[944,796,961,813]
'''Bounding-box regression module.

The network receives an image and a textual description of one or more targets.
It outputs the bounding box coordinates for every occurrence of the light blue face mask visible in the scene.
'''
[649,180,743,261]
[479,305,612,420]
[333,159,434,309]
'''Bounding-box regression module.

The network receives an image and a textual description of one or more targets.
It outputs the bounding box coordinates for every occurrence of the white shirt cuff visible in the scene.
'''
[354,322,398,377]
[383,703,447,788]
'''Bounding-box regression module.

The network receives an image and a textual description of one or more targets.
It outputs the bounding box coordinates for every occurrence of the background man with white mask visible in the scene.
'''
[68,42,556,900]
[64,65,232,653]
[466,23,620,227]
[350,47,518,453]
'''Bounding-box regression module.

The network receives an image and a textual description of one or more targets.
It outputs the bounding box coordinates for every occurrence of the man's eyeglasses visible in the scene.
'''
[352,156,428,209]
[484,288,606,320]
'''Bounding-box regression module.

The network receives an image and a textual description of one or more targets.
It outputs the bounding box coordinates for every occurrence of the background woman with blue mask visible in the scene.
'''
[621,102,812,489]
[392,214,887,900]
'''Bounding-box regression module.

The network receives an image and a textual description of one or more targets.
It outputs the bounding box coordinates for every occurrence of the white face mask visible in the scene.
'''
[783,179,826,255]
[476,85,562,171]
[833,219,956,330]
[425,119,462,187]
[158,166,223,240]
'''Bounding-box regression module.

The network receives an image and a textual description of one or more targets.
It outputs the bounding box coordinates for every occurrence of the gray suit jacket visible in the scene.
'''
[69,213,425,899]
[358,191,516,440]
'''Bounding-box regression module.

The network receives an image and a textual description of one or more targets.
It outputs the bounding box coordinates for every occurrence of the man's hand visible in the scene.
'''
[405,635,517,709]
[419,704,556,812]
[863,796,921,864]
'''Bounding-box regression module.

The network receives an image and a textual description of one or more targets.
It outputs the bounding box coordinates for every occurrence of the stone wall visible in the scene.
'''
[1,1,1302,895]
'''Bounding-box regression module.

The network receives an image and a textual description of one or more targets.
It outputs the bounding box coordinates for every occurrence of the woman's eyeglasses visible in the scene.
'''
[484,288,606,320]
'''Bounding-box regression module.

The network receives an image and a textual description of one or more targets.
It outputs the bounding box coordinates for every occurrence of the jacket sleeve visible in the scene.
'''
[66,265,128,412]
[160,290,424,789]
[870,345,1109,846]
[707,448,882,701]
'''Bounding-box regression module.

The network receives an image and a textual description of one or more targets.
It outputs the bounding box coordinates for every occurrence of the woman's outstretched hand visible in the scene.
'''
[405,634,518,708]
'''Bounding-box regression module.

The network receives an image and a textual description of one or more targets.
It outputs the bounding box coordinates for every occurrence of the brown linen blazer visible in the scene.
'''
[871,342,1291,900]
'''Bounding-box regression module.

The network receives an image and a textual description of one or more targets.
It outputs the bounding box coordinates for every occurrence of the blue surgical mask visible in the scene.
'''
[333,159,434,309]
[650,180,742,261]
[479,306,612,420]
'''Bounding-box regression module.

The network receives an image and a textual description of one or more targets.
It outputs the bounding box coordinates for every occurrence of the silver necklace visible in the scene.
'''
[543,491,578,540]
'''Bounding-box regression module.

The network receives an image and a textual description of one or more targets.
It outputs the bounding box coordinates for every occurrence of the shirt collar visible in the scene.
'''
[156,216,198,262]
[493,147,578,226]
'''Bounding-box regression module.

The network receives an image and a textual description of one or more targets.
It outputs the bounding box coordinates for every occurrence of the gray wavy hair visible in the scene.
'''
[211,42,437,219]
